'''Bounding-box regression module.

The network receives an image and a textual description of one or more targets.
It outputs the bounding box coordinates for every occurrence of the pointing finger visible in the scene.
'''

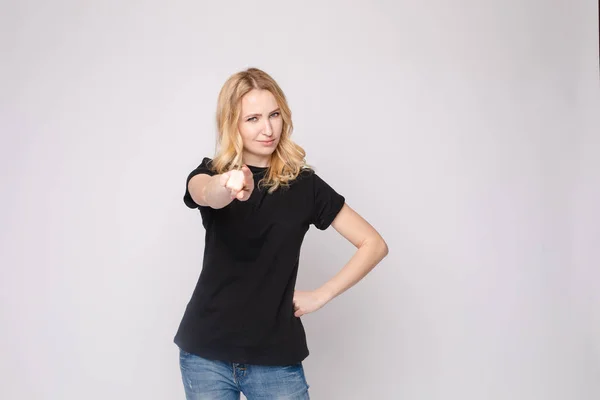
[242,165,253,178]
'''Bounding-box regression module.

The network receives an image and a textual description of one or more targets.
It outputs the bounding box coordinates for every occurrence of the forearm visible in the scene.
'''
[316,237,388,303]
[203,174,234,209]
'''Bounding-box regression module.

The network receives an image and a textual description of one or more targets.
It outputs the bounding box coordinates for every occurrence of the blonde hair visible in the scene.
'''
[211,67,310,193]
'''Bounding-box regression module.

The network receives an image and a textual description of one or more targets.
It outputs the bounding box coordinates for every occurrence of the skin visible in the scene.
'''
[237,88,283,168]
[187,89,389,318]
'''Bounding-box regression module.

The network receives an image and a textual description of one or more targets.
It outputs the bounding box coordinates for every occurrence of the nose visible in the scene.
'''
[263,119,273,137]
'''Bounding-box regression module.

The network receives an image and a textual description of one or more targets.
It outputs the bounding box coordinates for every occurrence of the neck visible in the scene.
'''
[242,153,271,168]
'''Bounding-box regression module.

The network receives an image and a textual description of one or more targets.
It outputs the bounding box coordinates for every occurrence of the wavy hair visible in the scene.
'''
[210,67,310,193]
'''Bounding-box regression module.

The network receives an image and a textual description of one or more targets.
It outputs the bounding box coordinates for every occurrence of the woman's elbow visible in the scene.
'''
[380,238,389,258]
[369,234,388,259]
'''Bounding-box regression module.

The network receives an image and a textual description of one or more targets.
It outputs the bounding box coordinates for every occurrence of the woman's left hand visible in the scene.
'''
[292,290,329,317]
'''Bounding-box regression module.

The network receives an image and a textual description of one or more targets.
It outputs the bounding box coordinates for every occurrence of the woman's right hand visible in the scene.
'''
[220,165,254,201]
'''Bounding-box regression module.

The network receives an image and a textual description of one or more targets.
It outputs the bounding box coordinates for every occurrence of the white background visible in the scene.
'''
[1,0,599,399]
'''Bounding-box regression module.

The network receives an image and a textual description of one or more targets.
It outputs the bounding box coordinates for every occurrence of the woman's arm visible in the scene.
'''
[293,203,389,317]
[188,166,254,209]
[188,174,232,209]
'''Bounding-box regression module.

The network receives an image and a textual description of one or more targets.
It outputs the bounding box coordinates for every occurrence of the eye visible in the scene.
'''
[247,117,258,122]
[270,112,280,118]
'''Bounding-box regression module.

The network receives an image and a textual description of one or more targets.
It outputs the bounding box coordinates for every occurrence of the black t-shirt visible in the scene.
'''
[173,157,345,365]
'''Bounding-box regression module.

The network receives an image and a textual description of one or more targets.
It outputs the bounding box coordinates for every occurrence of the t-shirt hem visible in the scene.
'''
[174,337,309,366]
[319,196,346,230]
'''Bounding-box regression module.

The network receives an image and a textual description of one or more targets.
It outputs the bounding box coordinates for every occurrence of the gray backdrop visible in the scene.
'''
[1,0,599,399]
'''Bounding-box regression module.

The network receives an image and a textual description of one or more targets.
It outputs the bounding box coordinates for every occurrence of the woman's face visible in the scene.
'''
[237,89,283,166]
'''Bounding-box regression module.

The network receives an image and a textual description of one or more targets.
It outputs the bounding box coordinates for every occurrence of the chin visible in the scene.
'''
[257,148,277,156]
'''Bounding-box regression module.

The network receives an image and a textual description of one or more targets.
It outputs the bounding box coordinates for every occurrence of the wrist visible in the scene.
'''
[315,285,336,304]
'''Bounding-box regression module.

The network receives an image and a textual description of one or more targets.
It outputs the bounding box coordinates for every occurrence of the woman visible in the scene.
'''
[175,67,388,399]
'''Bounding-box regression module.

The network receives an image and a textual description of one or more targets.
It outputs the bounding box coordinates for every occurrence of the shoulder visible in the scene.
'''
[184,157,216,187]
[190,157,216,175]
[298,167,331,187]
[200,157,214,169]
[298,166,315,179]
[288,167,316,187]
[290,167,338,193]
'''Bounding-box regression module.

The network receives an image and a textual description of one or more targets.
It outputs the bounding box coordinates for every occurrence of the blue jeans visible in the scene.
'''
[179,348,311,399]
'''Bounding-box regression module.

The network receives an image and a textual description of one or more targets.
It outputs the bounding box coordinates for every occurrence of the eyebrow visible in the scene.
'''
[243,108,281,119]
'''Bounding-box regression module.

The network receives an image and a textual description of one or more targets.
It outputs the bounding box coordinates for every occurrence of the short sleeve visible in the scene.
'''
[311,173,345,230]
[183,157,216,209]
